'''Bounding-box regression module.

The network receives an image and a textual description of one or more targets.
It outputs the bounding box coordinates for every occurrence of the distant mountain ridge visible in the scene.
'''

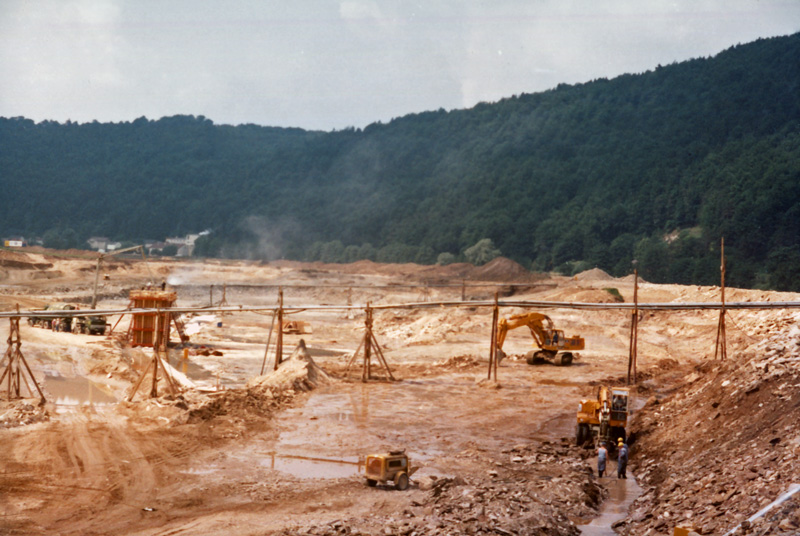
[1,32,799,289]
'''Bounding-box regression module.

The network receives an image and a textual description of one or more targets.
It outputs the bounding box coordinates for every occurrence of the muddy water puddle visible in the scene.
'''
[258,453,364,479]
[273,375,581,466]
[44,373,118,410]
[579,474,642,535]
[200,451,365,480]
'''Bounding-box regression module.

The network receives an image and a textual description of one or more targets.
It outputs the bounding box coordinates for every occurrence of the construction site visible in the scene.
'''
[1,247,800,536]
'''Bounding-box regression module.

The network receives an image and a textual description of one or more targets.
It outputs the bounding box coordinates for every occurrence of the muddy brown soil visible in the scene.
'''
[1,250,799,535]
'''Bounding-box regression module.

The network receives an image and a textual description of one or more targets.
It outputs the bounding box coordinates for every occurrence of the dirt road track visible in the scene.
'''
[1,414,208,534]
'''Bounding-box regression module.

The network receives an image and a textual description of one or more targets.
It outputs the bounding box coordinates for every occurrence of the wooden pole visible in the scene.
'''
[488,292,499,381]
[127,358,154,401]
[633,268,639,383]
[274,288,284,371]
[493,293,499,381]
[155,348,178,396]
[715,238,728,360]
[150,311,163,398]
[345,337,365,376]
[91,257,102,310]
[260,309,278,375]
[627,268,639,385]
[371,332,396,381]
[363,304,372,382]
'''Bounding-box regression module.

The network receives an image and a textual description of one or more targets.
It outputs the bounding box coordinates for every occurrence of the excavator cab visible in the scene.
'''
[610,388,629,422]
[546,330,564,347]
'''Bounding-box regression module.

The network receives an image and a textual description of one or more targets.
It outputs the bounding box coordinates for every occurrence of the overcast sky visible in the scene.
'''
[1,1,798,131]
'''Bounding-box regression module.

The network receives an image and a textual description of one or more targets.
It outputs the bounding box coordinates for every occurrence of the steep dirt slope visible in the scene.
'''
[619,309,800,535]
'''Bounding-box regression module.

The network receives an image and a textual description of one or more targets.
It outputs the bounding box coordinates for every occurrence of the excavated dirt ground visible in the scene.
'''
[0,249,799,535]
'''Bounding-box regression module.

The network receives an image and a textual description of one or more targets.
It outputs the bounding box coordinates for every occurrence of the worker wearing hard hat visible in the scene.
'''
[617,438,629,479]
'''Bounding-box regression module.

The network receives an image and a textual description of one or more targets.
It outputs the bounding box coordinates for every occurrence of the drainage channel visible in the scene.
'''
[579,474,643,535]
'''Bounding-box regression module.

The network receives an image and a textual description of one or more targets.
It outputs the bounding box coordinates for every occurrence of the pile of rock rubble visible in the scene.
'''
[0,400,49,428]
[275,440,603,536]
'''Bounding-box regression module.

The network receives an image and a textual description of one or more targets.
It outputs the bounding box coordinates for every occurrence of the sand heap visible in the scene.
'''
[248,339,331,393]
[472,257,534,282]
[574,267,614,281]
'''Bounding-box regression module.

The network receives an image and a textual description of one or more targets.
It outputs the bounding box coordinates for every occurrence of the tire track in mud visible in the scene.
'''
[0,414,205,534]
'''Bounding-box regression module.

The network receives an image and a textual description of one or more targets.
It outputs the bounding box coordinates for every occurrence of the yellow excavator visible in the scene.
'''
[576,385,630,447]
[496,312,584,366]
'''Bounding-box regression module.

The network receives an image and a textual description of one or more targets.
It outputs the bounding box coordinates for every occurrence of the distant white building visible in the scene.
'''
[165,233,204,256]
[87,237,109,251]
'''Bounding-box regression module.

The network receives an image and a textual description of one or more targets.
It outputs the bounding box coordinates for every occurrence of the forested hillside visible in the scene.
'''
[1,33,799,290]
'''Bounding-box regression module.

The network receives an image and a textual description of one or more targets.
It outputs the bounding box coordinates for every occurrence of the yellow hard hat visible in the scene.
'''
[617,438,623,444]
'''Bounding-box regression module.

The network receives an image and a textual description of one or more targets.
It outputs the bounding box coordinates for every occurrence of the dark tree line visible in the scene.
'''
[1,33,799,289]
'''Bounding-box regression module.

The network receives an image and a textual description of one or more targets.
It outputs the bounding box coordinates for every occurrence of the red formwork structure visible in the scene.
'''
[128,290,177,348]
